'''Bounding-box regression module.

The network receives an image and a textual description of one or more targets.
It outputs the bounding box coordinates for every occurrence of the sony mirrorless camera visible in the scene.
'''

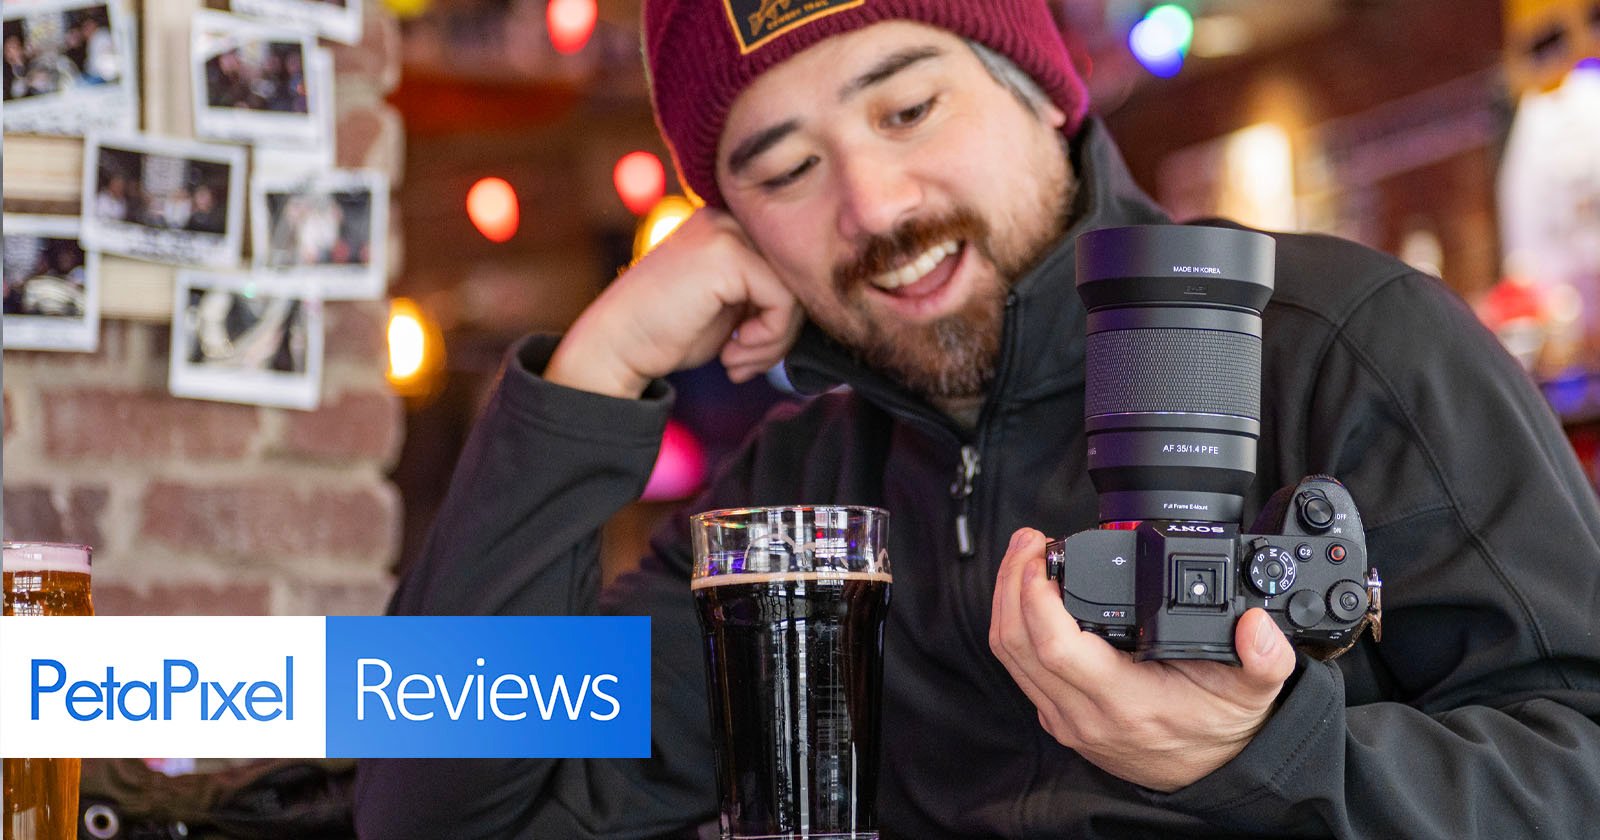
[1046,225,1382,663]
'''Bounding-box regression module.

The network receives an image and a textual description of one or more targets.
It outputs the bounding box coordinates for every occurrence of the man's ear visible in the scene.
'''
[1041,101,1067,130]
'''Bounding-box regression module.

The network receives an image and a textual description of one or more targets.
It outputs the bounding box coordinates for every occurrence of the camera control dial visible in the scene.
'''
[1247,545,1297,596]
[1287,589,1326,628]
[1327,579,1368,622]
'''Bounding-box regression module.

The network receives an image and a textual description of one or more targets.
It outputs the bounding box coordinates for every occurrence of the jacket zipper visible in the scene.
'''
[952,294,1021,560]
[950,445,981,557]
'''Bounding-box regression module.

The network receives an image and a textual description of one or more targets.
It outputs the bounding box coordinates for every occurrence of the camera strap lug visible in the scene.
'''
[1365,567,1383,642]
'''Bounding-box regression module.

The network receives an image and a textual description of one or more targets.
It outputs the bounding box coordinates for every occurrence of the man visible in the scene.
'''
[5,34,30,101]
[78,16,119,85]
[94,172,131,224]
[184,184,226,235]
[356,1,1600,836]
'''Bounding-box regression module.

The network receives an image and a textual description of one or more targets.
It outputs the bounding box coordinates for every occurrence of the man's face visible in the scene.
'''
[717,22,1074,401]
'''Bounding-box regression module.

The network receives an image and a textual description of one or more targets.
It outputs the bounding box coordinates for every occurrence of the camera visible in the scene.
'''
[1046,475,1381,662]
[1046,225,1382,663]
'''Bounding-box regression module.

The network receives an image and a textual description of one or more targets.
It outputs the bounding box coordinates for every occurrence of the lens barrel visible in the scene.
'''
[1075,225,1276,523]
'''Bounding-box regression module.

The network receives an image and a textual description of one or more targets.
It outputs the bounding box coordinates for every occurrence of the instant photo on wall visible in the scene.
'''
[2,214,100,352]
[252,169,389,300]
[80,131,248,268]
[253,48,336,174]
[190,10,328,149]
[2,0,137,136]
[168,270,324,410]
[230,0,362,45]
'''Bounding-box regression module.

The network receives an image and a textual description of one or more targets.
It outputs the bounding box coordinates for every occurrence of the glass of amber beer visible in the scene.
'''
[691,506,891,840]
[3,542,93,840]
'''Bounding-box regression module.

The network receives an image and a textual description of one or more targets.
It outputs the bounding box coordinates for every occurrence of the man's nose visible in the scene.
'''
[834,153,920,241]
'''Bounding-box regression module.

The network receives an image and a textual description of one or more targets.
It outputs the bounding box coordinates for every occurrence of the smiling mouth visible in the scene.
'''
[868,240,962,296]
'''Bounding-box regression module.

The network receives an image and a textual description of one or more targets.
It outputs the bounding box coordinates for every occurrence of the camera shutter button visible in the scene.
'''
[1296,491,1336,532]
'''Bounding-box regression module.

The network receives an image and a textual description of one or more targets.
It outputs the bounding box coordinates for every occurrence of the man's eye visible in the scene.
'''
[885,97,936,129]
[760,155,818,191]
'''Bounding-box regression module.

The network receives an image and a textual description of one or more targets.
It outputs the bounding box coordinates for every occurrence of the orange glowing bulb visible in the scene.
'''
[614,151,667,215]
[467,177,519,243]
[548,0,597,55]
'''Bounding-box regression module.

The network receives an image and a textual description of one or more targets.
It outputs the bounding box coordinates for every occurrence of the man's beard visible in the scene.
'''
[822,197,1071,404]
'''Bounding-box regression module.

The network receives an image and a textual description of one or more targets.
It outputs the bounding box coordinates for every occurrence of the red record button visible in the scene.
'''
[1328,543,1347,563]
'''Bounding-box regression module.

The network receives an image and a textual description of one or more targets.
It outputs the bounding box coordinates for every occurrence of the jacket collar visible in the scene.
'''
[782,118,1170,435]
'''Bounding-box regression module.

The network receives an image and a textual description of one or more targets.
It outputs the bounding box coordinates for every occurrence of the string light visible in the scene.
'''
[466,177,519,243]
[548,0,598,55]
[387,297,445,399]
[642,420,707,501]
[1130,4,1193,78]
[633,195,696,261]
[614,151,667,215]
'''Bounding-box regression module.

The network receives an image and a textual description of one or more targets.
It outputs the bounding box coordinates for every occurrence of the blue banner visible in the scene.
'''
[324,616,651,759]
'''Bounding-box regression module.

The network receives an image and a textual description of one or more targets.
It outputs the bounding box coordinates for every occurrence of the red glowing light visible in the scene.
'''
[642,420,707,501]
[614,151,667,215]
[466,177,519,243]
[547,0,597,55]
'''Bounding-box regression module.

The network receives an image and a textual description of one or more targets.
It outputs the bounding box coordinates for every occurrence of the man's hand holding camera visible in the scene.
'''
[546,208,804,399]
[989,527,1297,792]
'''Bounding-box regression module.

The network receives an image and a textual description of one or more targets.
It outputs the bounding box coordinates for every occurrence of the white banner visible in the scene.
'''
[0,616,325,758]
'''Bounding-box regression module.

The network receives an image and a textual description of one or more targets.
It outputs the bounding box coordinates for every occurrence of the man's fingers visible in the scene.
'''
[992,529,1057,674]
[720,327,787,382]
[989,528,1080,719]
[1233,608,1297,696]
[989,529,1032,659]
[716,244,800,381]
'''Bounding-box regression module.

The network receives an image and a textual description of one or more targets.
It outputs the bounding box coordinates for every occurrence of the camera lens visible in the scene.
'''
[1076,225,1275,523]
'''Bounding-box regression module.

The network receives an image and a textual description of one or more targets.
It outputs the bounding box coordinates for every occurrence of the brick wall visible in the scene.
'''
[2,1,406,618]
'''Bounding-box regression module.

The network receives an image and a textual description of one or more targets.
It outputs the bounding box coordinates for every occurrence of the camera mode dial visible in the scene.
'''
[1247,545,1297,597]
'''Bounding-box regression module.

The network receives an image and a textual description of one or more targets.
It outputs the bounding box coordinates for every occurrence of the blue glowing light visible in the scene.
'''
[1129,4,1193,79]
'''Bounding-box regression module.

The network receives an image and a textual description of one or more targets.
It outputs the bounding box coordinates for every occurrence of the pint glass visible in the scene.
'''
[3,542,94,840]
[691,506,891,840]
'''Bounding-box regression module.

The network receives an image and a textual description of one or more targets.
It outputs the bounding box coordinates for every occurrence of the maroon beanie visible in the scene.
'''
[644,0,1089,208]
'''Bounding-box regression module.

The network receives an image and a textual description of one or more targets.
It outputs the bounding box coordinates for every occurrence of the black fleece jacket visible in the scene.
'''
[356,120,1600,838]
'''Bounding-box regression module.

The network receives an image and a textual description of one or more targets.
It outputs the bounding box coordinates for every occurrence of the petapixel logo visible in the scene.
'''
[31,657,295,722]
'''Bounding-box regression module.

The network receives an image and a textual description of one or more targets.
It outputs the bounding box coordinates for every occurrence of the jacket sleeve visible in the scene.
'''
[1153,272,1600,837]
[354,335,719,839]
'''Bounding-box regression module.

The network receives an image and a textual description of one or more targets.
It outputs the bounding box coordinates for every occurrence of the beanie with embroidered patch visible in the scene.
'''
[644,0,1089,208]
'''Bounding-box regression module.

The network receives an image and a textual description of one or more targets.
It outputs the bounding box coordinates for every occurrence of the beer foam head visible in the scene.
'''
[691,569,892,590]
[3,543,92,574]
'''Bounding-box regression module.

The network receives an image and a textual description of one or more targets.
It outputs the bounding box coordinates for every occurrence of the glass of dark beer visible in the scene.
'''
[3,542,94,840]
[691,506,891,840]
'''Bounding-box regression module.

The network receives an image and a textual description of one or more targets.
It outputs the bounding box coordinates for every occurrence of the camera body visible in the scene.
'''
[1054,223,1382,663]
[1046,476,1374,663]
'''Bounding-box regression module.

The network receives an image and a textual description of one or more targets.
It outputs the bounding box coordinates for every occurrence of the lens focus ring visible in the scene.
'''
[1086,327,1261,420]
